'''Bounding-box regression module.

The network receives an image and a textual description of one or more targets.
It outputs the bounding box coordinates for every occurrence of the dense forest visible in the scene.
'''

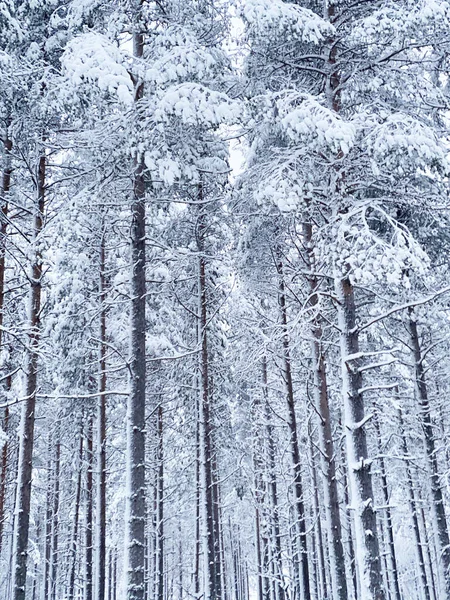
[1,1,450,600]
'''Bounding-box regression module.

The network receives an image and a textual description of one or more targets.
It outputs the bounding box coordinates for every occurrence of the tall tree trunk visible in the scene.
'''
[68,425,84,600]
[126,4,147,598]
[97,231,107,600]
[262,356,285,600]
[86,417,94,600]
[308,428,329,600]
[31,511,41,600]
[398,407,430,600]
[212,450,225,600]
[335,272,385,600]
[156,403,164,600]
[0,126,12,559]
[50,433,61,600]
[303,221,347,600]
[408,309,450,598]
[373,413,401,600]
[197,197,221,600]
[0,401,9,558]
[194,393,201,598]
[275,257,310,600]
[12,149,45,600]
[43,433,53,600]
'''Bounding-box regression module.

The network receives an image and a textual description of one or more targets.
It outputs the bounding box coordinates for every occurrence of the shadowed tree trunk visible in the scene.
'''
[126,3,147,597]
[373,412,401,600]
[12,148,46,600]
[335,271,385,600]
[303,221,347,600]
[97,230,107,600]
[408,308,450,598]
[68,424,84,600]
[262,355,285,600]
[86,417,94,600]
[0,125,12,559]
[197,194,222,600]
[50,431,61,600]
[156,403,164,600]
[275,255,310,600]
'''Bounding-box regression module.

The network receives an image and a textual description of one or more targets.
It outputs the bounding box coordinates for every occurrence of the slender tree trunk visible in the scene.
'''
[212,451,224,600]
[12,149,45,600]
[419,502,438,600]
[113,549,117,600]
[0,402,9,558]
[50,434,61,600]
[303,221,347,600]
[341,444,358,600]
[397,407,430,600]
[126,5,147,598]
[408,309,450,598]
[255,506,264,600]
[373,413,401,600]
[275,257,310,600]
[43,434,53,600]
[156,404,164,600]
[108,549,113,600]
[68,426,84,600]
[335,272,385,600]
[97,232,107,600]
[194,395,201,598]
[308,428,329,600]
[252,382,268,600]
[86,417,94,600]
[262,357,285,600]
[197,196,221,600]
[31,512,40,600]
[178,521,183,600]
[0,126,12,560]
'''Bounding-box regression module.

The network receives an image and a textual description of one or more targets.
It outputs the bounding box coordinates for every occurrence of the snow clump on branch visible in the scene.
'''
[241,0,335,43]
[61,32,134,105]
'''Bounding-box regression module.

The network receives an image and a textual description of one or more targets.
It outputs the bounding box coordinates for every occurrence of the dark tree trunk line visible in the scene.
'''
[68,423,84,600]
[275,255,310,600]
[0,127,12,558]
[126,2,147,597]
[373,412,401,600]
[50,431,61,600]
[97,230,107,600]
[86,416,94,600]
[197,196,222,600]
[262,355,285,600]
[156,403,164,600]
[12,148,46,600]
[407,308,450,598]
[303,221,347,600]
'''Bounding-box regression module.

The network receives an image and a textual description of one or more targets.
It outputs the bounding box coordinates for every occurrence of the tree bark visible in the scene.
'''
[0,401,9,558]
[0,127,12,558]
[86,417,94,600]
[197,195,221,600]
[126,4,147,597]
[97,231,107,600]
[156,403,164,600]
[408,309,450,598]
[275,257,310,600]
[373,412,401,600]
[68,425,83,600]
[335,272,385,600]
[12,149,45,600]
[50,433,61,600]
[303,221,347,600]
[262,356,285,600]
[397,407,430,600]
